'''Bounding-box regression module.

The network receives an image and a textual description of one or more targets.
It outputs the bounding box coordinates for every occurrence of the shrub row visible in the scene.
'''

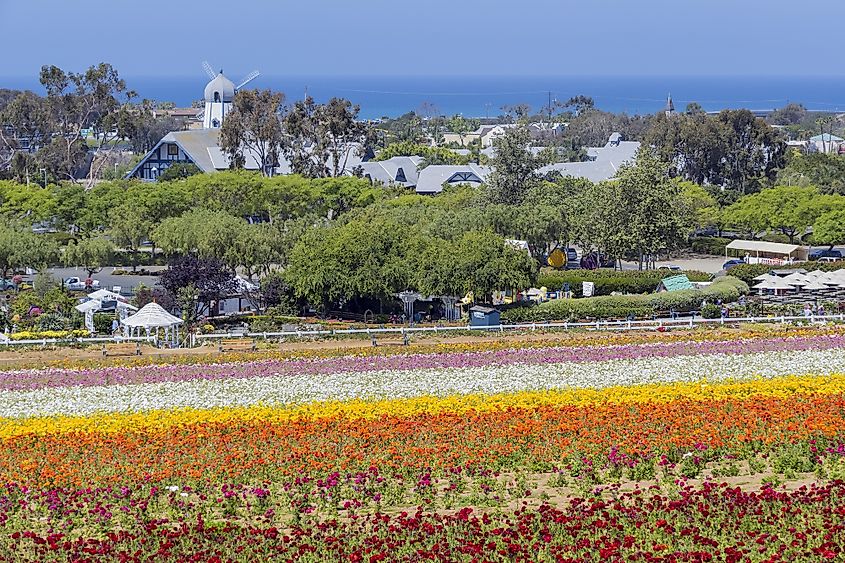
[727,261,845,284]
[537,268,712,297]
[501,277,748,323]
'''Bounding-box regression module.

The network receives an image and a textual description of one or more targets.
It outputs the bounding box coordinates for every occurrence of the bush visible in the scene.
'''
[689,237,731,256]
[537,268,712,297]
[501,277,747,323]
[36,312,68,331]
[93,313,115,334]
[701,303,722,319]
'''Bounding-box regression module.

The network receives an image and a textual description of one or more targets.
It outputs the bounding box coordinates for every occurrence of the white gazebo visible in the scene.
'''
[120,302,184,346]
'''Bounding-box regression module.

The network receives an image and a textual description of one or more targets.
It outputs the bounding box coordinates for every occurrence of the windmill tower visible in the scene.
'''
[665,93,675,117]
[201,62,261,129]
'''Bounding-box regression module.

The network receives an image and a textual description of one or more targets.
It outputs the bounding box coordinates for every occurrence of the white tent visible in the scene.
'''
[752,277,794,292]
[802,280,832,291]
[120,303,183,345]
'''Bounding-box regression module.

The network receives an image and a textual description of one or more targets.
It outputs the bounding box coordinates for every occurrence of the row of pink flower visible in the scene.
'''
[0,334,843,393]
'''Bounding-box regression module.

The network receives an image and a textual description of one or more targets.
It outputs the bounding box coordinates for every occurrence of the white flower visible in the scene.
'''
[167,485,179,492]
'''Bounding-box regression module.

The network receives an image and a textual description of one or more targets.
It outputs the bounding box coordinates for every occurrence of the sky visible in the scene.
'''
[1,0,844,79]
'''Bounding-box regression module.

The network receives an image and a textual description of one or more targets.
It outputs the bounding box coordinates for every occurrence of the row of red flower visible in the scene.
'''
[4,481,845,562]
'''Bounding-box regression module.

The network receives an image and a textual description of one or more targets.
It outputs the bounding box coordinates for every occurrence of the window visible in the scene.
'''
[395,168,406,183]
[212,119,220,128]
[167,144,179,156]
[214,92,220,103]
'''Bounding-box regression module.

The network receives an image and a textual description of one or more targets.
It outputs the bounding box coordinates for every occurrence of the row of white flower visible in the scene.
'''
[0,348,842,419]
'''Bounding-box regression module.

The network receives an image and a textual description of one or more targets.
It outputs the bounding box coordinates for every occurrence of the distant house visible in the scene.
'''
[414,164,490,195]
[539,133,640,183]
[358,156,423,188]
[809,134,845,154]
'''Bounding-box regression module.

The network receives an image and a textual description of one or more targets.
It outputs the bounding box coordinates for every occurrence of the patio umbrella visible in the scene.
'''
[753,273,775,281]
[783,272,808,286]
[753,277,794,291]
[801,280,832,291]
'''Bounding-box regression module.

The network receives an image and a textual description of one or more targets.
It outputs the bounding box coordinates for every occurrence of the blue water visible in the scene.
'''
[4,75,845,119]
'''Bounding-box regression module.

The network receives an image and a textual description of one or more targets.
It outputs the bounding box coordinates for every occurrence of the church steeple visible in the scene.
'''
[665,93,675,117]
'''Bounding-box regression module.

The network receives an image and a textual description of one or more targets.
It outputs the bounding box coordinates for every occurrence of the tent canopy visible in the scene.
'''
[121,302,183,329]
[725,240,801,255]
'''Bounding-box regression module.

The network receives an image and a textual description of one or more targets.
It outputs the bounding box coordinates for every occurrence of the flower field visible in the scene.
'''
[4,327,845,560]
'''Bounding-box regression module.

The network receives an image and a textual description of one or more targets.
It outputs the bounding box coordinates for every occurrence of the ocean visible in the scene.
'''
[3,75,845,119]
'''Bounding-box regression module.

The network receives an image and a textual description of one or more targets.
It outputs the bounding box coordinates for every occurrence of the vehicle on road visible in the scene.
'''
[722,259,745,270]
[64,277,100,291]
[809,249,843,261]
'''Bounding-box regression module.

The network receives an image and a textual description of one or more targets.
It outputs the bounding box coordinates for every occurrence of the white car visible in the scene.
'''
[64,277,101,291]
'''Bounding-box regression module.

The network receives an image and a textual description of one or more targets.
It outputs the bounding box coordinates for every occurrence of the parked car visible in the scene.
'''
[722,259,745,271]
[64,277,101,291]
[809,249,843,261]
[659,265,682,272]
[564,248,580,269]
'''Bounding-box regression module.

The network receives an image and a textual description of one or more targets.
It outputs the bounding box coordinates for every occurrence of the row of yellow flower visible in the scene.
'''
[4,372,845,439]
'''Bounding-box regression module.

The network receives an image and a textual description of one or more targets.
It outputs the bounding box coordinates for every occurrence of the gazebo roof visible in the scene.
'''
[121,303,183,329]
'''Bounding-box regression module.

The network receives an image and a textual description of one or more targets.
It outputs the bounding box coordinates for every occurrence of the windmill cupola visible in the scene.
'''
[204,71,236,103]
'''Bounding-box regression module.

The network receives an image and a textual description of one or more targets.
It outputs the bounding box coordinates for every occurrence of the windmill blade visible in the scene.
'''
[236,70,261,90]
[202,61,217,80]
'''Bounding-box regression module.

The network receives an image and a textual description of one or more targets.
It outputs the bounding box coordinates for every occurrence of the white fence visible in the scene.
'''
[193,313,845,343]
[1,314,843,348]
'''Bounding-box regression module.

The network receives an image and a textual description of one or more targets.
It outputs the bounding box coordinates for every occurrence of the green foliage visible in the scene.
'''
[689,237,732,255]
[501,277,747,322]
[700,303,722,319]
[158,163,201,182]
[537,268,712,297]
[811,209,845,247]
[721,185,833,243]
[63,237,114,277]
[93,313,115,334]
[777,152,845,195]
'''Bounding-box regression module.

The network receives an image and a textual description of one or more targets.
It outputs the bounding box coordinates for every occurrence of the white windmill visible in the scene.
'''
[201,62,261,129]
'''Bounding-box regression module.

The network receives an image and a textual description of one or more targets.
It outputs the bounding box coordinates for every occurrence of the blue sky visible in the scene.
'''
[1,0,844,78]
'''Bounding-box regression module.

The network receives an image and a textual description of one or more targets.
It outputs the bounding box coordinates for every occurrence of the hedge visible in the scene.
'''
[501,276,748,323]
[727,261,845,284]
[537,268,713,298]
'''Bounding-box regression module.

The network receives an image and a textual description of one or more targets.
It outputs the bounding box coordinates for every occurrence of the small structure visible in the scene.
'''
[75,289,137,333]
[656,274,693,293]
[120,302,184,346]
[469,305,501,327]
[725,240,808,266]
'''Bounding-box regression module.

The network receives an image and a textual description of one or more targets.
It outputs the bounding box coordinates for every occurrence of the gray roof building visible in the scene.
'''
[415,164,490,194]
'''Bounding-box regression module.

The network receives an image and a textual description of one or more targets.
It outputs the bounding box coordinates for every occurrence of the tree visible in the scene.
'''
[722,186,824,243]
[677,181,720,233]
[0,91,53,177]
[777,152,845,195]
[0,225,57,279]
[451,231,537,303]
[159,255,237,318]
[573,149,690,269]
[283,96,373,178]
[768,103,807,126]
[109,202,152,271]
[63,237,114,278]
[39,63,135,184]
[647,109,786,194]
[487,127,548,205]
[812,209,845,250]
[220,89,284,176]
[446,115,479,146]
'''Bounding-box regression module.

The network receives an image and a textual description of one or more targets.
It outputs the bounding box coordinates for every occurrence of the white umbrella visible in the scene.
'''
[802,280,832,291]
[753,277,794,291]
[804,270,825,279]
[753,273,775,281]
[783,272,808,286]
